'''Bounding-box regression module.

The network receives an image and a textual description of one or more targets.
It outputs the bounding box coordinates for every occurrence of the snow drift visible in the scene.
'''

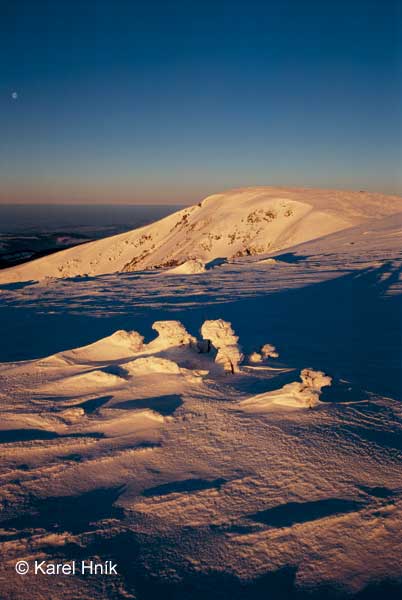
[239,369,332,410]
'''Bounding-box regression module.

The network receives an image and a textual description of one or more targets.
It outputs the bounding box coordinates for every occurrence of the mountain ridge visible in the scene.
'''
[0,186,401,283]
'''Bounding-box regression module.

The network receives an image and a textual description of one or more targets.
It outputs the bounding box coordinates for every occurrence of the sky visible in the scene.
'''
[0,0,401,205]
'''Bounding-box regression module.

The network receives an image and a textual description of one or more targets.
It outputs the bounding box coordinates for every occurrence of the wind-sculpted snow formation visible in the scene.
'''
[0,318,328,474]
[0,186,401,282]
[240,368,332,410]
[0,317,331,458]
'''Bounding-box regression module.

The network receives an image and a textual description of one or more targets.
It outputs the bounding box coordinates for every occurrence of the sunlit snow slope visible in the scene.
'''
[1,187,401,282]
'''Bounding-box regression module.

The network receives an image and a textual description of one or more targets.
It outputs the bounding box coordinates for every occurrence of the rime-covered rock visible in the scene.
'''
[200,319,243,373]
[248,351,263,363]
[248,343,278,363]
[261,343,279,359]
[300,368,332,392]
[149,320,197,350]
[294,369,332,408]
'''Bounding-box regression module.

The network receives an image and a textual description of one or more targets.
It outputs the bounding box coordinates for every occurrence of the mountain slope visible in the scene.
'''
[0,186,401,283]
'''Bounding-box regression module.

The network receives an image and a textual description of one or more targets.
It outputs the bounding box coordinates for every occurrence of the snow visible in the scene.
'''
[248,343,279,363]
[239,368,332,410]
[200,319,243,373]
[124,356,182,375]
[0,188,401,599]
[148,320,197,350]
[261,343,279,358]
[166,258,206,274]
[56,329,145,364]
[0,186,401,283]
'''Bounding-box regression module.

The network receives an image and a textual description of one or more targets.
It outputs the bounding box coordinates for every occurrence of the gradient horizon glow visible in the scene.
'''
[1,0,401,205]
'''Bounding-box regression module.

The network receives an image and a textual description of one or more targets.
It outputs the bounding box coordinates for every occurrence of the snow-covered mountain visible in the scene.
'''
[1,186,401,282]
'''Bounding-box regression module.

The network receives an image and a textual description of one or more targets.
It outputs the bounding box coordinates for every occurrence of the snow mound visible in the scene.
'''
[59,329,144,363]
[39,369,126,396]
[85,409,165,438]
[1,186,400,282]
[165,258,206,275]
[240,368,332,410]
[124,357,182,375]
[67,369,125,388]
[200,319,243,373]
[256,258,278,265]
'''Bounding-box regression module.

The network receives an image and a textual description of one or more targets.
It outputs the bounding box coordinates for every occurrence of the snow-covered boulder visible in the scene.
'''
[165,258,206,275]
[200,319,243,373]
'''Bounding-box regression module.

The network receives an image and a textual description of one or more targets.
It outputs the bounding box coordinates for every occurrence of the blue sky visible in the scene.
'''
[0,0,401,204]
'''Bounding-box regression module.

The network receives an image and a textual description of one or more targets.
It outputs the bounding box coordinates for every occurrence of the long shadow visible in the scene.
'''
[0,262,400,398]
[248,498,363,528]
[0,429,104,443]
[1,486,125,534]
[198,261,402,399]
[142,477,226,497]
[319,379,371,403]
[112,394,183,417]
[347,426,402,452]
[72,394,113,414]
[206,257,228,269]
[229,369,298,395]
[272,252,308,264]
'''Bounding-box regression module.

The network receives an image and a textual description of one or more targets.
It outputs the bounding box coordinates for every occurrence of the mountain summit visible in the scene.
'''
[1,187,401,282]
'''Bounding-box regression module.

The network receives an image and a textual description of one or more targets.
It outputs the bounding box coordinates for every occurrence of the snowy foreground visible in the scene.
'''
[0,189,402,599]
